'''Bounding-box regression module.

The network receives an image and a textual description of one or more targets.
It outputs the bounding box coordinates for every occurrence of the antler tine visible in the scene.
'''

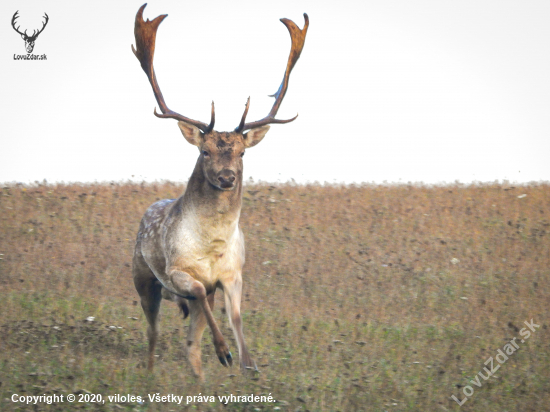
[237,13,309,133]
[235,97,251,133]
[206,101,215,133]
[132,4,214,133]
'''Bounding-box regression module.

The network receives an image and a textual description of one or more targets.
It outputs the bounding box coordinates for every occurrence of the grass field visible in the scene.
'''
[0,182,548,411]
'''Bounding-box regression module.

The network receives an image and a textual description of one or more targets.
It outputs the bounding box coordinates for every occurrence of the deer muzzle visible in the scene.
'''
[217,170,236,189]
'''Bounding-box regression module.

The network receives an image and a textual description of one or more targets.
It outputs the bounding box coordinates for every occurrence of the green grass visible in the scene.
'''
[0,182,549,411]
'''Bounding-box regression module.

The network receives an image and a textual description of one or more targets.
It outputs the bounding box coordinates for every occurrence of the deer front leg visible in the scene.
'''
[167,268,233,368]
[222,276,256,371]
[185,293,216,380]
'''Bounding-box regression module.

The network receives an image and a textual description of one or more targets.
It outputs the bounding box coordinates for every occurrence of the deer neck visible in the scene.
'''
[180,156,242,228]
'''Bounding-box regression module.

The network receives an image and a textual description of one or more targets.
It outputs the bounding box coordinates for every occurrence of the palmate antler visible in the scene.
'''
[132,4,308,134]
[132,4,215,133]
[235,14,309,133]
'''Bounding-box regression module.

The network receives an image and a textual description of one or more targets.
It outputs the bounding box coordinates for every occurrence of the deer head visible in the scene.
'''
[12,11,49,54]
[176,121,270,191]
[132,4,308,191]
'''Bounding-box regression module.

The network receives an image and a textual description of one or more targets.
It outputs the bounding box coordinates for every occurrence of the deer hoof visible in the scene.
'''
[219,351,233,367]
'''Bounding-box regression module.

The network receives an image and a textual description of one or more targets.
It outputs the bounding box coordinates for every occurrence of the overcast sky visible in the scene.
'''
[2,0,549,185]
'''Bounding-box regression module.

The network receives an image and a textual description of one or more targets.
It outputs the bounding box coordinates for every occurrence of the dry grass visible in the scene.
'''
[0,181,548,411]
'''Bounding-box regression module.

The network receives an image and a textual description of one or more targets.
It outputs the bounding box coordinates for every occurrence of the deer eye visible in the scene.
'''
[202,151,210,157]
[240,152,245,158]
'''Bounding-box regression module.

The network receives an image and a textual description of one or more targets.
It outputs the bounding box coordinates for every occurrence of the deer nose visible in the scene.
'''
[218,171,236,188]
[218,175,235,184]
[219,175,235,183]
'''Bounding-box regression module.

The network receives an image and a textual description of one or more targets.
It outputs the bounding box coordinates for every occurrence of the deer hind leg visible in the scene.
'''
[184,293,215,380]
[134,275,162,371]
[167,268,232,368]
[222,277,256,371]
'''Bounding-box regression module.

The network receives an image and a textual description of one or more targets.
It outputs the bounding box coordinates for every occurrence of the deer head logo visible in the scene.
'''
[12,11,49,54]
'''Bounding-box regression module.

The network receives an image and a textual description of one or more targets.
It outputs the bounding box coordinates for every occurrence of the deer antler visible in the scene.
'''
[132,4,215,133]
[11,12,49,40]
[11,11,26,37]
[235,14,309,133]
[32,13,49,39]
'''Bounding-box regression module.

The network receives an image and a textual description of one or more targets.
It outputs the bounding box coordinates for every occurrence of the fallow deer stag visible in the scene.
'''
[131,4,308,378]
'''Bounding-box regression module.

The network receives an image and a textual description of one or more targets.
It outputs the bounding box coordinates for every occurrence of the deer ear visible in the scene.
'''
[178,121,203,147]
[243,125,270,148]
